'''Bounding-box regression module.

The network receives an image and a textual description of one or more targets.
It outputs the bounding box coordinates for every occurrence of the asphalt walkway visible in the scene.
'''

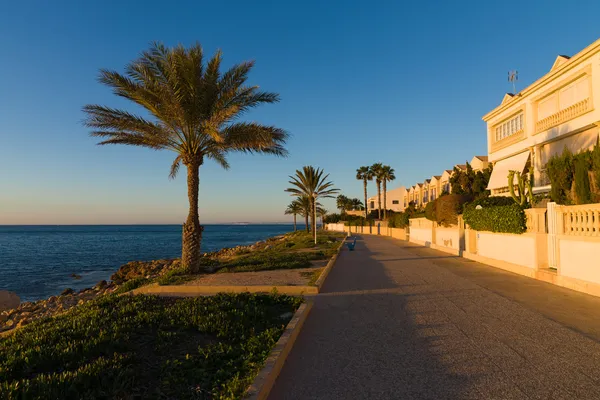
[268,235,600,399]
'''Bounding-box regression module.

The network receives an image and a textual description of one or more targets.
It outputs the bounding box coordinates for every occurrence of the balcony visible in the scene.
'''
[535,98,590,133]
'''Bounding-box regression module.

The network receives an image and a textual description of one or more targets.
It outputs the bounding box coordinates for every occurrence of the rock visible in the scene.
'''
[61,288,74,296]
[95,280,108,290]
[0,290,20,312]
[70,273,82,280]
[279,312,294,320]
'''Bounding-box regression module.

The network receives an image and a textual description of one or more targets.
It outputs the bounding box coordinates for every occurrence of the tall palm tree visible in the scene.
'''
[83,42,287,273]
[370,163,384,220]
[380,165,396,219]
[356,166,373,219]
[286,166,339,244]
[285,200,303,231]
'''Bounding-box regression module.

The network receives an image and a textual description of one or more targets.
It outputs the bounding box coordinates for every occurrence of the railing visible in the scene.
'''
[525,208,547,233]
[535,98,590,133]
[557,203,600,236]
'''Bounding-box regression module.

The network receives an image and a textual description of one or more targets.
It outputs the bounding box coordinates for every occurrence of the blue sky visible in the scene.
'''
[1,0,599,224]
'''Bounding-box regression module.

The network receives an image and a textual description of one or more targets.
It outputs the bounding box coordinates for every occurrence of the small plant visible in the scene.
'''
[508,170,533,207]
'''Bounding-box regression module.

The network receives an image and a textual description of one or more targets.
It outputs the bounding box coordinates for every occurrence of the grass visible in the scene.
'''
[300,268,324,286]
[156,231,345,286]
[0,293,302,399]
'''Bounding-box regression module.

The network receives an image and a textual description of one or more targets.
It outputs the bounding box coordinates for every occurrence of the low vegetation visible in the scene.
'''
[463,199,527,234]
[546,142,600,204]
[156,231,344,286]
[0,293,302,399]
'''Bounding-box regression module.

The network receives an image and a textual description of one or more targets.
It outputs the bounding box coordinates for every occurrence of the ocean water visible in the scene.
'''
[0,224,296,302]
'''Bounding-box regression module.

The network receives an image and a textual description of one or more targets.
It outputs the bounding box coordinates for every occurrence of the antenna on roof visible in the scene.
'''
[508,70,518,94]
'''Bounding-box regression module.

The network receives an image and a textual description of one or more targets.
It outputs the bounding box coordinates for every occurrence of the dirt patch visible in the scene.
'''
[185,267,324,287]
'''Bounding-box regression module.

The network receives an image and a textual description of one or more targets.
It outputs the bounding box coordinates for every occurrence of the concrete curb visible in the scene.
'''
[245,301,313,400]
[132,284,318,296]
[314,240,345,291]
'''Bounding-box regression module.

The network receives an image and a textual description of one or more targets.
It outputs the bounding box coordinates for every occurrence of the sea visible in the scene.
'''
[0,224,296,302]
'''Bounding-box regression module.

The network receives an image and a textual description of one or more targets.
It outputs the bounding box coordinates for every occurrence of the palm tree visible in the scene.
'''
[380,165,396,219]
[83,42,287,273]
[356,166,373,219]
[318,207,328,227]
[370,163,384,220]
[336,194,350,214]
[286,166,339,244]
[285,200,303,231]
[296,195,316,233]
[350,198,364,210]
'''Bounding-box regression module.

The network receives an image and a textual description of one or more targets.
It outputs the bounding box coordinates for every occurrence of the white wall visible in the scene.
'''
[435,226,460,250]
[477,232,536,269]
[559,238,600,284]
[367,187,407,212]
[410,227,433,245]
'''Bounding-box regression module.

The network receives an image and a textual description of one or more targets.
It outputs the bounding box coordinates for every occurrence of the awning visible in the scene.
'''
[487,151,530,190]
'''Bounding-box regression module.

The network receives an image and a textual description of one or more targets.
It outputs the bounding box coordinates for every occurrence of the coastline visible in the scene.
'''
[0,224,296,302]
[0,231,298,335]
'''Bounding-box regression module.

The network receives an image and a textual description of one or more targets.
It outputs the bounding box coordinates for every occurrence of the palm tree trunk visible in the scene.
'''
[383,180,387,220]
[305,214,309,232]
[293,214,297,231]
[363,179,368,219]
[311,197,317,244]
[181,162,202,273]
[377,180,382,220]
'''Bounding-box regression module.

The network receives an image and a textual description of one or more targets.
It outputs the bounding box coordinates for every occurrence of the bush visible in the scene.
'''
[467,196,515,208]
[323,213,342,223]
[574,155,592,204]
[424,201,436,222]
[547,147,574,204]
[387,212,409,228]
[463,203,526,234]
[435,194,472,226]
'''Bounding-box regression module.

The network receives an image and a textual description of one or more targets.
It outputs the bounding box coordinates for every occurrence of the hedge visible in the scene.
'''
[463,203,527,234]
[387,212,410,228]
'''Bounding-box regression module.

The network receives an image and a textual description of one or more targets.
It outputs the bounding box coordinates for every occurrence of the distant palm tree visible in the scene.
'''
[356,166,373,219]
[83,43,287,273]
[318,207,328,227]
[370,163,384,220]
[380,165,396,219]
[285,200,303,231]
[350,198,364,210]
[336,194,350,214]
[286,166,339,244]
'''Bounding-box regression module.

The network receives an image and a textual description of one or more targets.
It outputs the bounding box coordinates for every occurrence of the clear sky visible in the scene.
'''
[1,0,599,224]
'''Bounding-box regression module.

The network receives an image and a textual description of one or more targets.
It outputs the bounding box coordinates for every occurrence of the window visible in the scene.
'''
[370,201,374,209]
[539,76,590,121]
[495,112,524,142]
[392,200,399,205]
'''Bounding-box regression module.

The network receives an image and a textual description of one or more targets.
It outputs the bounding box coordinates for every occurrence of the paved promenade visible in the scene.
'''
[268,235,600,399]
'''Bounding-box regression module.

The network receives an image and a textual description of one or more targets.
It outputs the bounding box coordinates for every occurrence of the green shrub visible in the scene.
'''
[0,293,302,399]
[547,147,574,204]
[424,201,436,221]
[387,212,409,228]
[574,154,592,204]
[463,203,526,234]
[593,138,600,197]
[468,196,515,208]
[323,213,342,223]
[435,194,472,226]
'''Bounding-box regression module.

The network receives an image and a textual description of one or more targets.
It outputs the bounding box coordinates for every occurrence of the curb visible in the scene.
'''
[131,284,318,296]
[314,240,345,291]
[245,301,313,400]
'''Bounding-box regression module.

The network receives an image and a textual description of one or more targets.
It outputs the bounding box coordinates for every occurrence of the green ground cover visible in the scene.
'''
[0,293,302,399]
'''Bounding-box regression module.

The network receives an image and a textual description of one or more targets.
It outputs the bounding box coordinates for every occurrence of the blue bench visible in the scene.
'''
[345,237,357,251]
